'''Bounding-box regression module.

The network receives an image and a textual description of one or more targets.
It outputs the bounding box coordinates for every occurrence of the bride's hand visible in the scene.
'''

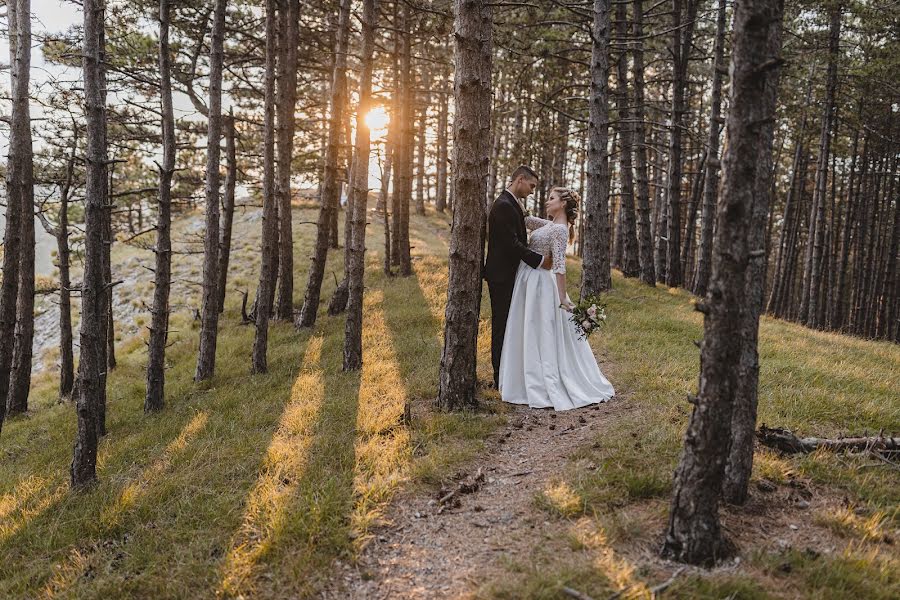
[559,300,575,312]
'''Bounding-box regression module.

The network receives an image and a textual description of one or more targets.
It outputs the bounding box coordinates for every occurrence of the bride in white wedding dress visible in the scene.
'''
[498,187,615,411]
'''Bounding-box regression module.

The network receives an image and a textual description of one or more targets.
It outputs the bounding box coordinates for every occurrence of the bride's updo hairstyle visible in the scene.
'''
[551,186,581,242]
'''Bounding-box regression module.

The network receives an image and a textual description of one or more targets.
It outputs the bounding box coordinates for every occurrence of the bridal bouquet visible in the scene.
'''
[570,295,607,340]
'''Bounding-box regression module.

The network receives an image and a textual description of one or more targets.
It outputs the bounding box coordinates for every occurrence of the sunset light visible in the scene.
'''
[364,106,390,133]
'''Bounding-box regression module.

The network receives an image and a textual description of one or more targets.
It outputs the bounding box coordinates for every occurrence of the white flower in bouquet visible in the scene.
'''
[582,320,591,329]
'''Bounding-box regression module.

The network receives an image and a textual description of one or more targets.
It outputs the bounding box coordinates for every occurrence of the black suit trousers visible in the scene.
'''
[488,279,516,387]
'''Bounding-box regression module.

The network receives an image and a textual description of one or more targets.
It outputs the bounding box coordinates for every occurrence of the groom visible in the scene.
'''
[483,165,551,389]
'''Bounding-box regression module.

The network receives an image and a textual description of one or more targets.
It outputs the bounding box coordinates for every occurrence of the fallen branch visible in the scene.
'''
[756,425,899,455]
[436,467,484,514]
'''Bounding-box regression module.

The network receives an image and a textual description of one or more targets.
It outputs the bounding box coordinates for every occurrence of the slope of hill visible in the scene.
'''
[2,206,897,599]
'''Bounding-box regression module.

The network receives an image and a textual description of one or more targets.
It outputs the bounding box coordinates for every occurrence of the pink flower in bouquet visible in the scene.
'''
[581,320,591,329]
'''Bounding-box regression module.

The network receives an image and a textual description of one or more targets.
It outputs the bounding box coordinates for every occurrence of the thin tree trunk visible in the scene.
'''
[437,0,492,410]
[72,0,106,487]
[680,151,706,286]
[1,0,27,426]
[296,0,351,328]
[57,129,78,400]
[664,0,699,288]
[398,10,413,277]
[146,0,176,412]
[662,0,784,564]
[6,0,35,418]
[693,0,726,297]
[581,0,613,296]
[195,0,226,381]
[251,0,279,371]
[631,0,654,285]
[343,0,377,371]
[614,0,639,278]
[275,0,300,321]
[436,81,449,213]
[800,5,841,327]
[217,112,237,314]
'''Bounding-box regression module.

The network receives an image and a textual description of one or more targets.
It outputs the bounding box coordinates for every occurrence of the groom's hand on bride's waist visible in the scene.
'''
[541,255,552,270]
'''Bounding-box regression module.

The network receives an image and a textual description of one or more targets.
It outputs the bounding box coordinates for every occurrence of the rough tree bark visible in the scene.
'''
[397,7,414,276]
[0,0,27,427]
[436,0,492,410]
[72,0,107,487]
[146,0,176,413]
[723,7,785,505]
[274,0,300,321]
[6,0,35,418]
[297,0,351,328]
[217,112,237,313]
[693,0,726,298]
[614,0,639,278]
[581,0,613,296]
[251,0,279,372]
[195,0,227,381]
[343,0,377,371]
[631,0,655,285]
[661,0,784,565]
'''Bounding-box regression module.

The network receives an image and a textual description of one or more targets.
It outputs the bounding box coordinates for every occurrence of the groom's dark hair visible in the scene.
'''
[510,165,538,182]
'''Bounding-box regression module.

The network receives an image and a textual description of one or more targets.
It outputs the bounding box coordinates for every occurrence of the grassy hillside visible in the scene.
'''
[2,205,898,599]
[482,263,900,599]
[0,207,504,599]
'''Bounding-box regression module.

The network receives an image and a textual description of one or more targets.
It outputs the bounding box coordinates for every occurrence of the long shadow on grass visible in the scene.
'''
[381,264,444,400]
[0,324,309,597]
[217,320,362,597]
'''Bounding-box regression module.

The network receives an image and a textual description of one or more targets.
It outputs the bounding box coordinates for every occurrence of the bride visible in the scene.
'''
[498,186,615,411]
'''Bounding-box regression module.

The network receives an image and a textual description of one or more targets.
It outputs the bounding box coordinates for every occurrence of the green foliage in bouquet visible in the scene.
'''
[570,294,607,340]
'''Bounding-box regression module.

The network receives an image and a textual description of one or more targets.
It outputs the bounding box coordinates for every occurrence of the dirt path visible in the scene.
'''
[322,399,622,599]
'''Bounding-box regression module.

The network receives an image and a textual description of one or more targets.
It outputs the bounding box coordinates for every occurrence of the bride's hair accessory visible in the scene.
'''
[550,186,580,242]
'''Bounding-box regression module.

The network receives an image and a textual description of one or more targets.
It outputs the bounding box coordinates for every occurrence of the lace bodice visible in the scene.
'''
[525,216,568,274]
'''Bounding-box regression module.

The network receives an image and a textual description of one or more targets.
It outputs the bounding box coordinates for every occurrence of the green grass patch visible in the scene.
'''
[0,208,504,599]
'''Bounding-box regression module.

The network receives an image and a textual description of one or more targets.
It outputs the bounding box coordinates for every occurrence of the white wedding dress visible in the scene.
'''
[498,216,615,410]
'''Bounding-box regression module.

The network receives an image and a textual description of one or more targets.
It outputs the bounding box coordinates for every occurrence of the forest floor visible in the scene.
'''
[2,205,898,599]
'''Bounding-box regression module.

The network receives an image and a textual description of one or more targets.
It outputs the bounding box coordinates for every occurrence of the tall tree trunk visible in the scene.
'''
[664,0,699,288]
[390,15,403,268]
[343,0,377,371]
[57,129,78,400]
[217,112,237,314]
[662,0,784,564]
[380,142,393,276]
[614,0,639,278]
[275,0,300,321]
[631,0,654,285]
[436,80,450,213]
[195,0,226,381]
[146,0,176,413]
[693,0,726,298]
[723,14,784,505]
[397,9,414,277]
[1,0,27,427]
[251,0,279,371]
[6,0,35,418]
[581,0,613,296]
[436,0,492,410]
[296,0,351,328]
[96,17,110,436]
[800,5,841,327]
[72,0,107,487]
[415,101,427,215]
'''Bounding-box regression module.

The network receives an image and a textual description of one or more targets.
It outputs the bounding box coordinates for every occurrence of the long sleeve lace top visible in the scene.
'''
[525,216,568,274]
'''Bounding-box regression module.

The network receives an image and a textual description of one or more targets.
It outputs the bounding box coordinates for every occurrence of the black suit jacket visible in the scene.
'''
[483,190,543,283]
